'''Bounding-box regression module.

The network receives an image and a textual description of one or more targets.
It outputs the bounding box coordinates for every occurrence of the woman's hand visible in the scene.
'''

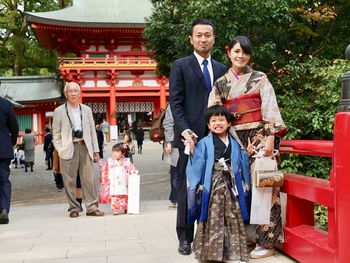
[264,135,274,156]
[246,137,256,156]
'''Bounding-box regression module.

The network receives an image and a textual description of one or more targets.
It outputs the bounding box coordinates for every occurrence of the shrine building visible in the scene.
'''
[25,0,168,141]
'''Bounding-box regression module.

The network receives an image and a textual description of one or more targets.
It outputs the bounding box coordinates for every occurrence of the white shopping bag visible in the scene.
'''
[250,150,278,225]
[127,172,140,214]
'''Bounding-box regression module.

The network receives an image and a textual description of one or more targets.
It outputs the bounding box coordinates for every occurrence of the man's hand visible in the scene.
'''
[181,129,198,144]
[93,152,100,162]
[164,142,173,154]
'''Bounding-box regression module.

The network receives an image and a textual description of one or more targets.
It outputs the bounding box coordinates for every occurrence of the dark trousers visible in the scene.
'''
[169,165,180,203]
[54,172,64,189]
[47,156,53,169]
[0,159,11,212]
[176,150,194,243]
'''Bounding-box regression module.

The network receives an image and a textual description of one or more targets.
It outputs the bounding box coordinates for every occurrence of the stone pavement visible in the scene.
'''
[0,200,297,263]
[1,138,297,263]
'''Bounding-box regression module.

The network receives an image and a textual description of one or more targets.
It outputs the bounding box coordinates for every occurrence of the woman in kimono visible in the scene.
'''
[208,36,287,259]
[187,105,251,262]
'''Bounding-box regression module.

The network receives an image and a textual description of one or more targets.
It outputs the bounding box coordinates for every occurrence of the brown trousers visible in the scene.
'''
[60,143,99,213]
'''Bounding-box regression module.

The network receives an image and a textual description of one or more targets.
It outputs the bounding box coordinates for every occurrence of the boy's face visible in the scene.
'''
[112,149,123,160]
[207,115,230,137]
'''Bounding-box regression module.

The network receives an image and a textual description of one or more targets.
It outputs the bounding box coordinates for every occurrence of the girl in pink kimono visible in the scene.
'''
[99,143,136,215]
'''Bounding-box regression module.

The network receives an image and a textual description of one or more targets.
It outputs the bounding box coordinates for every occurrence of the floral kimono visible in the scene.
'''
[208,67,287,246]
[99,157,136,214]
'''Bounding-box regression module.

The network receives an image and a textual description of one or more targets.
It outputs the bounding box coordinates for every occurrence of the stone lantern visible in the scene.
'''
[339,44,350,112]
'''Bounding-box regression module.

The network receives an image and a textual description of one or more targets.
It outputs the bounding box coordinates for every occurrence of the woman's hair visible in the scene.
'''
[112,143,129,157]
[123,133,132,143]
[205,105,232,124]
[227,35,253,56]
[25,128,32,134]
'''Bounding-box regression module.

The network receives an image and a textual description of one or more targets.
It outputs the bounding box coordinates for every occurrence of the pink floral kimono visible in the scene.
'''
[99,158,136,214]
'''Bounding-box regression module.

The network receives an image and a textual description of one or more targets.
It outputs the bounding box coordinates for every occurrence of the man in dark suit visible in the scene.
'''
[169,18,227,255]
[0,96,19,224]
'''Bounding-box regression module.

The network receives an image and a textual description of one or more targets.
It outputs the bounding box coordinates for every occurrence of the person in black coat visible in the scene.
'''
[43,127,53,170]
[135,125,144,154]
[169,18,227,255]
[96,124,104,158]
[0,97,19,224]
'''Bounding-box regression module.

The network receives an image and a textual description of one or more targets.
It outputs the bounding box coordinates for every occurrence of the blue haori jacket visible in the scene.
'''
[186,133,251,224]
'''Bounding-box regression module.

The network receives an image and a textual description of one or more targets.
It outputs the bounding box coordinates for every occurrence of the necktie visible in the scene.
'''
[202,59,212,94]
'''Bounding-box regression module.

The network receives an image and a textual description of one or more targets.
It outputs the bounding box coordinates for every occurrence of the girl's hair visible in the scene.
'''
[227,35,253,56]
[123,133,132,143]
[112,143,129,157]
[205,105,232,124]
[25,128,32,134]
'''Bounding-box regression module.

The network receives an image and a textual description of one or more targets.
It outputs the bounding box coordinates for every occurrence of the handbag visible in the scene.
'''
[255,170,284,187]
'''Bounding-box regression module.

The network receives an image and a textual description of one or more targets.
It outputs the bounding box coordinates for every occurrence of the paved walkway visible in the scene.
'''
[1,139,297,263]
[0,201,297,263]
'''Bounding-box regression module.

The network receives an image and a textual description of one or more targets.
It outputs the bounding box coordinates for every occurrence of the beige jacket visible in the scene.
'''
[52,103,99,160]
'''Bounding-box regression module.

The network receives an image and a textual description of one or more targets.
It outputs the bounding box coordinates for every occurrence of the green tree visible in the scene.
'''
[0,0,72,76]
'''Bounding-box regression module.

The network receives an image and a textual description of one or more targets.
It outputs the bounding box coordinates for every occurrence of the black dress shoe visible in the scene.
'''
[178,241,191,255]
[0,209,9,224]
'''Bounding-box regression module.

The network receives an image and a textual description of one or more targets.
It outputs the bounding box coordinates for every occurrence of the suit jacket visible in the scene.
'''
[0,97,19,159]
[169,54,227,149]
[52,103,99,160]
[43,133,52,152]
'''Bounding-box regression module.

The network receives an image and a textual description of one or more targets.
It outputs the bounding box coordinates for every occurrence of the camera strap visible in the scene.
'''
[65,103,83,132]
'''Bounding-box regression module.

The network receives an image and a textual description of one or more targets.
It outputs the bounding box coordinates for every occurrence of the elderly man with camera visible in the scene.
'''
[52,81,104,218]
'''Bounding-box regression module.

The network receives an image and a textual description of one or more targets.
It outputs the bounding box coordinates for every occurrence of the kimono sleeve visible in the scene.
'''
[260,75,287,136]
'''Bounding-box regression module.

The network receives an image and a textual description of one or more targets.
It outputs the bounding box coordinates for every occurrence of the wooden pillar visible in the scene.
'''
[109,70,117,126]
[158,75,168,110]
[37,110,45,144]
[110,89,116,125]
[334,112,350,263]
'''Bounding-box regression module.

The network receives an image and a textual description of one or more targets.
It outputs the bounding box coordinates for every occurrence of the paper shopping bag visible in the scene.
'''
[127,173,140,214]
[250,152,278,225]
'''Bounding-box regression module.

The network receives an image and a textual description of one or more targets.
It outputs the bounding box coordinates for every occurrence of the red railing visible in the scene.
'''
[279,112,350,263]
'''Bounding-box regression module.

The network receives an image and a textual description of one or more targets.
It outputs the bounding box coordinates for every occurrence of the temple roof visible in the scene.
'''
[26,0,153,28]
[0,76,63,103]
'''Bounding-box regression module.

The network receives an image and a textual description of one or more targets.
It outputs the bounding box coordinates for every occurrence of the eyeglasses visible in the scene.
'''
[66,90,80,94]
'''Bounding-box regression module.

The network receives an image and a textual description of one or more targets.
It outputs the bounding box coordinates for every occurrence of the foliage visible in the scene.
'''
[315,205,328,231]
[277,58,350,179]
[0,0,72,76]
[144,0,350,75]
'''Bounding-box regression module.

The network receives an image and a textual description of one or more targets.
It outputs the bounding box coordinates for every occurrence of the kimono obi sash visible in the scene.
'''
[224,93,262,126]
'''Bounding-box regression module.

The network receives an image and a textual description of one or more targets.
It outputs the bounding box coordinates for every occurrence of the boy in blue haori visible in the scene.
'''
[186,105,251,262]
